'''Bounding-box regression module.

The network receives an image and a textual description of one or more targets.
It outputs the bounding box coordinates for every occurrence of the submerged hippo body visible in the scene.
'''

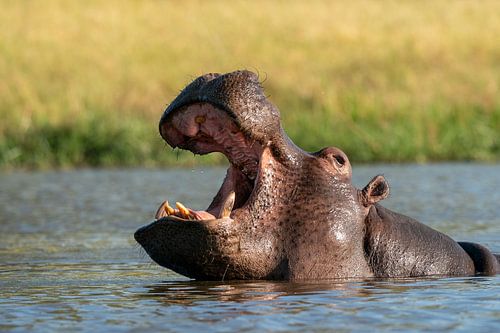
[135,70,499,280]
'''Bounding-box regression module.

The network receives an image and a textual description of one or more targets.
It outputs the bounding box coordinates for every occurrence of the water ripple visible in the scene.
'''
[0,164,499,332]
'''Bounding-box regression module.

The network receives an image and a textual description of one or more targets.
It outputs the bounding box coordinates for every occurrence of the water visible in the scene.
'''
[1,164,499,332]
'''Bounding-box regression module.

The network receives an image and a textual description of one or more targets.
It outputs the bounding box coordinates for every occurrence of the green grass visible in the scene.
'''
[1,0,499,169]
[0,114,226,168]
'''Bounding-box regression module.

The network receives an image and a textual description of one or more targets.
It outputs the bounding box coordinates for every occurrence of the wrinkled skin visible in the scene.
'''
[135,70,499,281]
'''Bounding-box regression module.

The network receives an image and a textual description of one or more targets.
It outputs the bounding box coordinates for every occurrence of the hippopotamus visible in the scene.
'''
[135,70,499,281]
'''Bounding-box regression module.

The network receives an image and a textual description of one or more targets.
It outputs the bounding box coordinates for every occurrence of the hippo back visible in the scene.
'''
[364,204,476,277]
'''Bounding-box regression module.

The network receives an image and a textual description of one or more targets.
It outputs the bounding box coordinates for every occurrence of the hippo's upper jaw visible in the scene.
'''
[155,71,288,223]
[135,70,499,281]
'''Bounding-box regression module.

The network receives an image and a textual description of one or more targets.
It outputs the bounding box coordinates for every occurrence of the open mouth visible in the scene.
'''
[155,103,264,222]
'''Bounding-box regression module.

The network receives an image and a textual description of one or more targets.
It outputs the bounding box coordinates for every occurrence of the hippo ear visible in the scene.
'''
[361,175,390,206]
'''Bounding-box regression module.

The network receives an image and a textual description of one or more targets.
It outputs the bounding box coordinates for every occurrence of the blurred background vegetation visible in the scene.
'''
[0,0,499,169]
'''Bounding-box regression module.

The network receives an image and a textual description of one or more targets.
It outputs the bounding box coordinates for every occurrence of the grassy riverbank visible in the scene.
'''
[1,0,499,168]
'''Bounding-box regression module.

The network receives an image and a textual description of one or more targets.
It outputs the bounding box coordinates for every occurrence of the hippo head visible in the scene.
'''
[135,70,390,280]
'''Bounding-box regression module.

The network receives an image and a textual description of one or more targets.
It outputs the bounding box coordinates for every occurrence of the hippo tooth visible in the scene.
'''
[165,201,176,215]
[155,200,168,220]
[155,200,176,220]
[218,191,236,218]
[175,202,191,219]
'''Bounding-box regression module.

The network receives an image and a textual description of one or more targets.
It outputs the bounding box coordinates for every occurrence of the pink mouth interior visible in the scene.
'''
[160,103,264,220]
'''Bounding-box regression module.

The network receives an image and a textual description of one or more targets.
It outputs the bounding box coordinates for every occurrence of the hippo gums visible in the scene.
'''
[134,70,499,281]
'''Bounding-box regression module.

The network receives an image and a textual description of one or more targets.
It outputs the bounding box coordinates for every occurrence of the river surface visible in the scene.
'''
[1,164,499,332]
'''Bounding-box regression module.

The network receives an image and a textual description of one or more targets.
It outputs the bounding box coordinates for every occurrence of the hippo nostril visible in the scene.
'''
[334,155,345,166]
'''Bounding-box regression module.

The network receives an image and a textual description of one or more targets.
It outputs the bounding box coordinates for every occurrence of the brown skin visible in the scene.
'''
[135,70,499,280]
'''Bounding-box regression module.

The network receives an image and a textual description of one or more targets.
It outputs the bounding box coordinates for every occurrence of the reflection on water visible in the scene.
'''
[0,164,499,332]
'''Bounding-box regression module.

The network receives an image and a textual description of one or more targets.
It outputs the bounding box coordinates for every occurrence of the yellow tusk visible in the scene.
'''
[218,191,235,219]
[176,202,191,219]
[155,201,168,219]
[165,201,175,215]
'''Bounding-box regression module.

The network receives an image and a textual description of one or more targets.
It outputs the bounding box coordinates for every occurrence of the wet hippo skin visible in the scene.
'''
[135,70,499,281]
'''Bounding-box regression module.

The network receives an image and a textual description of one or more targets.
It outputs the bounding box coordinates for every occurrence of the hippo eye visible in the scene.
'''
[318,148,348,170]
